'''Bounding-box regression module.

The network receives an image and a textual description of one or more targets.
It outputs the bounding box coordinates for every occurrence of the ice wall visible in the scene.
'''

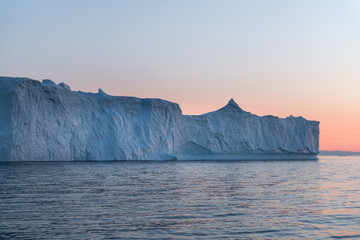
[0,77,319,161]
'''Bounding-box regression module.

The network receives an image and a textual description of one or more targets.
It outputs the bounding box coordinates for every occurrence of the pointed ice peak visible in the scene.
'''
[228,98,237,106]
[217,98,244,113]
[98,88,107,96]
[225,98,240,108]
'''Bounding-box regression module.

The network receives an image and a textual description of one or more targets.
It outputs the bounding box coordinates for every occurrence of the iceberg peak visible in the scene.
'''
[221,98,243,111]
[227,98,238,106]
[98,88,107,96]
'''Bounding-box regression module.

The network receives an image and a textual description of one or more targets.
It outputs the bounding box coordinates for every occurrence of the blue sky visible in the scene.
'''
[1,0,360,150]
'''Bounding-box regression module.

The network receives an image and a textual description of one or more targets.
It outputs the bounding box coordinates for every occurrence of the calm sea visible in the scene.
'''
[1,156,360,239]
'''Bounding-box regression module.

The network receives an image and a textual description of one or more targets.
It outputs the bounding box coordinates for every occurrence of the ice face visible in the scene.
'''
[0,77,319,161]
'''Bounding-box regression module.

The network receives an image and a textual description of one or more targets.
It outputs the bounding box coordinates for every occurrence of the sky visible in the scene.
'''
[1,0,359,151]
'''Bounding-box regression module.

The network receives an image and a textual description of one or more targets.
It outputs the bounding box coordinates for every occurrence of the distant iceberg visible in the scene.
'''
[0,77,319,161]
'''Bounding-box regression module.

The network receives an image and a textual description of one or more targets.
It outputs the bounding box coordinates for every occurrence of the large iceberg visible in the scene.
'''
[0,77,319,161]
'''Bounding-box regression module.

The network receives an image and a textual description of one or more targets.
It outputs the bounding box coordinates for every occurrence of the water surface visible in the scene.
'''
[1,156,360,239]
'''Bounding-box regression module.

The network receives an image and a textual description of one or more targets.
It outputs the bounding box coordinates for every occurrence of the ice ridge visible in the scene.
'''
[0,77,320,161]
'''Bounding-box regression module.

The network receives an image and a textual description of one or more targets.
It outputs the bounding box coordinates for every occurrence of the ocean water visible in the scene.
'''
[1,156,360,239]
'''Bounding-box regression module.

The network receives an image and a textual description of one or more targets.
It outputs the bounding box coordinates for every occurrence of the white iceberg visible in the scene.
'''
[0,77,319,161]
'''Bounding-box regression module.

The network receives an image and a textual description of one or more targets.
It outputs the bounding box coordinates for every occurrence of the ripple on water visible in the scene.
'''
[1,156,360,239]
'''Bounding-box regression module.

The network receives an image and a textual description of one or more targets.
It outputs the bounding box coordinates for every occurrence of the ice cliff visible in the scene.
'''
[0,77,319,161]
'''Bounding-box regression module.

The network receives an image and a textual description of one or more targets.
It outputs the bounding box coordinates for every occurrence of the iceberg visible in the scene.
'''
[0,77,319,161]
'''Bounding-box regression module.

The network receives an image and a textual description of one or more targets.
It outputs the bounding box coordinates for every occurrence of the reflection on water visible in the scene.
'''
[1,156,360,239]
